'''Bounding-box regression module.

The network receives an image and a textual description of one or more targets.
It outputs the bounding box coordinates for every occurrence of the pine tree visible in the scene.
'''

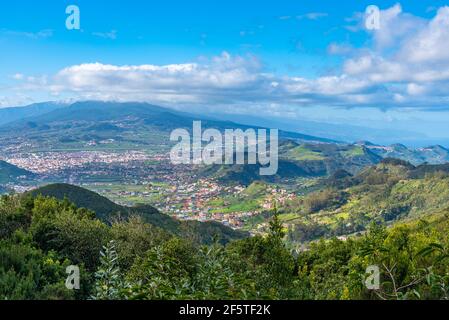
[268,202,285,241]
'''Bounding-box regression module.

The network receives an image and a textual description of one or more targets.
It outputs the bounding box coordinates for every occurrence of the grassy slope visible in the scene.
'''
[286,145,326,161]
[283,160,449,242]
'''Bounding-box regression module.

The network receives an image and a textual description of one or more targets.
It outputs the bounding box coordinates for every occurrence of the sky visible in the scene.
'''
[1,0,449,142]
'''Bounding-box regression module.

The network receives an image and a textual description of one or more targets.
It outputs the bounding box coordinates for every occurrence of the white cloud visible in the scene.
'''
[370,4,424,50]
[400,7,449,63]
[45,53,275,105]
[327,43,353,55]
[1,29,53,39]
[92,30,117,40]
[407,83,427,96]
[29,52,381,109]
[11,73,24,80]
[297,12,328,20]
[7,5,449,112]
[337,5,449,107]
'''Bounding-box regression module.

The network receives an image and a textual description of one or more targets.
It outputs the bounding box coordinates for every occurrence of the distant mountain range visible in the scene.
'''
[206,112,429,147]
[0,102,68,126]
[0,101,334,154]
[3,101,442,148]
[0,101,448,186]
[355,141,449,166]
[198,140,449,186]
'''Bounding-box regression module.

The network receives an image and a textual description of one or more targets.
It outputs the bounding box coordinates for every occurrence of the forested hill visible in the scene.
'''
[29,183,248,245]
[0,160,35,184]
[285,158,449,243]
[0,190,448,300]
[29,183,145,219]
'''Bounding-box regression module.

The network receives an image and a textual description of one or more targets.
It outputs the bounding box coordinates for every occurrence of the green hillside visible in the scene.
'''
[29,183,247,244]
[198,142,381,186]
[285,145,326,161]
[0,102,67,126]
[29,184,151,219]
[285,159,449,243]
[0,160,35,184]
[198,159,315,186]
[0,190,448,300]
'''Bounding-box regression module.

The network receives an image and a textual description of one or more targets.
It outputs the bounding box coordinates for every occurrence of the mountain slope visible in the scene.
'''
[0,160,35,184]
[198,141,382,185]
[0,102,68,126]
[29,183,153,219]
[285,159,449,243]
[359,142,449,165]
[29,183,248,244]
[0,101,334,154]
[198,159,314,185]
[208,112,425,145]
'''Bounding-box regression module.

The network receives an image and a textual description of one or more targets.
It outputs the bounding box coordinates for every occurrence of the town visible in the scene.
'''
[1,149,297,233]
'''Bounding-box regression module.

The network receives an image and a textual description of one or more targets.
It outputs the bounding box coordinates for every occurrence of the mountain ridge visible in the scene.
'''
[0,101,447,170]
[0,100,335,144]
[0,160,35,184]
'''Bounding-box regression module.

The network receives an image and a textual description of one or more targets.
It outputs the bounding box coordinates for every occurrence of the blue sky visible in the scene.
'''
[0,0,443,75]
[1,0,449,143]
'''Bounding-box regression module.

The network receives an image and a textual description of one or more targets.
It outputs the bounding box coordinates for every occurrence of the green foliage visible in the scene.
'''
[30,184,248,245]
[284,161,449,243]
[0,188,448,300]
[110,216,171,271]
[303,189,348,213]
[295,218,449,300]
[127,237,198,299]
[29,196,108,270]
[92,241,128,300]
[0,240,75,300]
[0,195,32,240]
[226,208,298,299]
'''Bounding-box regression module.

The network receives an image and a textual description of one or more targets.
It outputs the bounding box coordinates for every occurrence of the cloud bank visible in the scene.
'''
[9,5,449,111]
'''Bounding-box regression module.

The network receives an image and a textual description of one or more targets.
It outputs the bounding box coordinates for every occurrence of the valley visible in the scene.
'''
[1,101,449,243]
[3,1,449,303]
[0,100,449,301]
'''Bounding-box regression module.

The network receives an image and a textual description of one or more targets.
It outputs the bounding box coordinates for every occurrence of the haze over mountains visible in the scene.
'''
[0,102,69,126]
[0,101,334,155]
[208,113,431,147]
[0,101,447,167]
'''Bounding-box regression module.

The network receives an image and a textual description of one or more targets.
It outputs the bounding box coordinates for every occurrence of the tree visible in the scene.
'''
[268,203,285,241]
[92,241,127,300]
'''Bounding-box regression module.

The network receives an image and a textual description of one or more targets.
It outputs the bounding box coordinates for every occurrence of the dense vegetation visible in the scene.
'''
[0,191,448,300]
[0,161,34,184]
[30,184,248,245]
[197,141,382,186]
[283,160,449,243]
